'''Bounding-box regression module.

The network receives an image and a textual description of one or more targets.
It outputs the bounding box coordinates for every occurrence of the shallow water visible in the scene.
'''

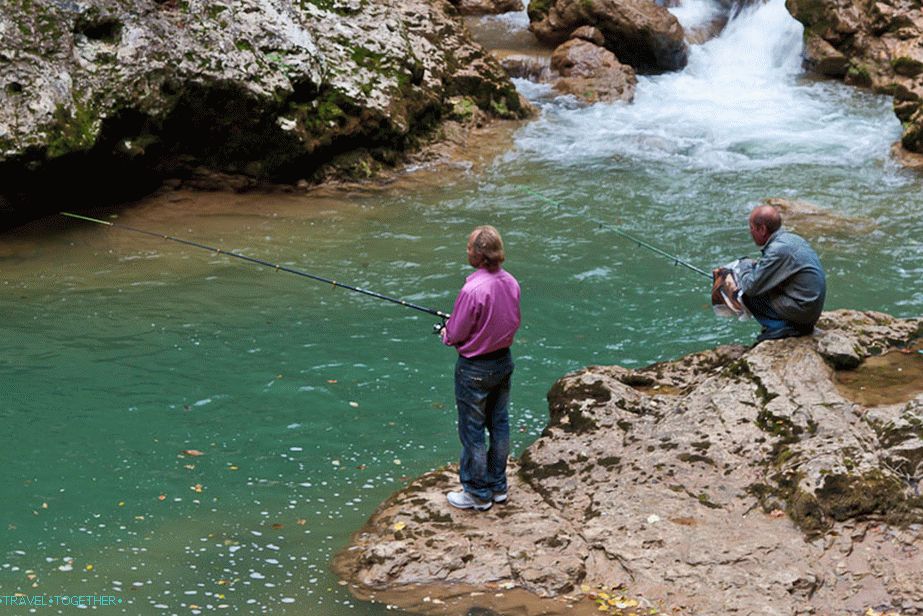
[2,1,923,614]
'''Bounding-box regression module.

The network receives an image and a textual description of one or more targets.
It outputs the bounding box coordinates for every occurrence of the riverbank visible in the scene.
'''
[335,310,923,615]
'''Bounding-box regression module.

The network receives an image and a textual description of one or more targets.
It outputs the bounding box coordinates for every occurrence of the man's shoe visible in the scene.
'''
[447,490,492,511]
[492,492,508,503]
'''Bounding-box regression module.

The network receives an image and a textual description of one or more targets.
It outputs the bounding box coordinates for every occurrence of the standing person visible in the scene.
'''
[440,225,521,512]
[736,205,826,341]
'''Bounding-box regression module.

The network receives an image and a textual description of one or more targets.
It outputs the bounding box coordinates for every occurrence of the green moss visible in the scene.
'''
[892,56,923,78]
[526,0,553,21]
[696,492,722,509]
[207,4,227,18]
[45,100,98,159]
[816,470,905,522]
[678,452,716,466]
[756,409,803,443]
[351,46,386,71]
[846,61,872,87]
[235,39,253,52]
[449,97,477,121]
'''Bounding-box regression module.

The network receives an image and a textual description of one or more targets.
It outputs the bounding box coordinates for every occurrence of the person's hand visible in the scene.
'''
[440,325,448,344]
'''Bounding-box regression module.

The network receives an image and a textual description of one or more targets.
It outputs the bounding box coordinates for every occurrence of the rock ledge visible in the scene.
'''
[335,309,923,615]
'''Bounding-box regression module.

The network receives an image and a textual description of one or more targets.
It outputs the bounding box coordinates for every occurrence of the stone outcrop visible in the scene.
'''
[528,0,688,72]
[785,0,923,154]
[448,0,524,15]
[335,310,923,615]
[0,0,530,224]
[761,197,877,239]
[551,36,637,103]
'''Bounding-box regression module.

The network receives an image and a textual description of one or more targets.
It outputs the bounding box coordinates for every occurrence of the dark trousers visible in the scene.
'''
[743,294,814,341]
[454,350,513,501]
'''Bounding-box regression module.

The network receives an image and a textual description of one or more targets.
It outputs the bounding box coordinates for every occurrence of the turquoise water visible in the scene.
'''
[4,3,923,613]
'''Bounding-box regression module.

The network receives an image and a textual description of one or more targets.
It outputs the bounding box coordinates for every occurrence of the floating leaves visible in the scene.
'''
[583,585,656,616]
[181,449,205,457]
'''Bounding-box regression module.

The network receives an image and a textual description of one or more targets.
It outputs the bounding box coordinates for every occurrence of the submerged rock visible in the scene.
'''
[785,0,923,157]
[0,0,530,223]
[336,309,923,615]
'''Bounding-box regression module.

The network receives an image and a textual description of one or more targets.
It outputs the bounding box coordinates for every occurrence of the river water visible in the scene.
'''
[2,1,922,614]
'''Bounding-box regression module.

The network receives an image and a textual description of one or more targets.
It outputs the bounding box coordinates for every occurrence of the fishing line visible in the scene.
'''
[60,211,450,322]
[518,186,712,279]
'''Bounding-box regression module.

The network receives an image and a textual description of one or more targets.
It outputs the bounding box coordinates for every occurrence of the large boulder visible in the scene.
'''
[335,309,923,615]
[528,0,688,72]
[785,0,923,156]
[551,37,637,103]
[0,0,530,224]
[448,0,524,15]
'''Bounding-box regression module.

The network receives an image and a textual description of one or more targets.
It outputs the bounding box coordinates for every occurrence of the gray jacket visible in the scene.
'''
[738,229,826,325]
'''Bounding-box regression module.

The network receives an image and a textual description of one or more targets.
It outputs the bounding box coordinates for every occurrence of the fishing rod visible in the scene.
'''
[60,212,451,324]
[519,186,712,279]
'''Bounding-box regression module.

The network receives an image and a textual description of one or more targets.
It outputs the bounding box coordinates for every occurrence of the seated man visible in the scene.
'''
[736,205,826,342]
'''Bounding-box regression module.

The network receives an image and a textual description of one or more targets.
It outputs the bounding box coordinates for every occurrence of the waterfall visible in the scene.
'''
[511,0,899,171]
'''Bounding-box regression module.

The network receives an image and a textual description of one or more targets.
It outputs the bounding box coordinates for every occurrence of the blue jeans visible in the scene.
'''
[743,294,813,341]
[454,350,513,502]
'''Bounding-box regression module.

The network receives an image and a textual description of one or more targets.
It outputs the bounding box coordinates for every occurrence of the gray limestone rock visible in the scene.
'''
[335,309,923,615]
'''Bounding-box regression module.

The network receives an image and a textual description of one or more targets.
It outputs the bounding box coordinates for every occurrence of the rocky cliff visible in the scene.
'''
[0,0,529,224]
[786,0,923,154]
[335,310,923,615]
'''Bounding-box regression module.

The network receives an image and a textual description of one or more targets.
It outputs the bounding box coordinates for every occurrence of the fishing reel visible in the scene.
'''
[432,321,447,335]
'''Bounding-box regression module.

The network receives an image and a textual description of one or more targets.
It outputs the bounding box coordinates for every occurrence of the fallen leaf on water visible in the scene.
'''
[85,564,93,571]
[182,450,205,457]
[134,515,145,521]
[192,484,203,493]
[157,495,166,501]
[118,501,125,507]
[296,519,306,526]
[184,464,195,470]
[327,379,338,384]
[393,459,401,465]
[228,465,239,471]
[272,523,284,529]
[393,522,406,531]
[349,401,359,408]
[356,464,367,470]
[41,503,48,509]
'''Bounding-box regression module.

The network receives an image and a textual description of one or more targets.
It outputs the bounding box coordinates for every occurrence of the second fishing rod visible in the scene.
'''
[518,186,712,280]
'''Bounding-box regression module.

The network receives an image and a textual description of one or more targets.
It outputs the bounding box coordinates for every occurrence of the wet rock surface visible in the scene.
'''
[336,309,923,615]
[448,0,524,15]
[550,38,637,103]
[0,0,529,224]
[527,0,688,72]
[785,0,923,156]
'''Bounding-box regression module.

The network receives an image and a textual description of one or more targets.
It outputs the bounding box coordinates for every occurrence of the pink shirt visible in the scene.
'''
[443,267,521,358]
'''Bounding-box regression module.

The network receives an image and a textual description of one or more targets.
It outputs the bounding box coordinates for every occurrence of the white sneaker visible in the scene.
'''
[446,490,492,511]
[492,492,508,503]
